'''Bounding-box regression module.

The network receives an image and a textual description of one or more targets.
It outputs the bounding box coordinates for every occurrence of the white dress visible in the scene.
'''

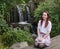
[35,20,52,46]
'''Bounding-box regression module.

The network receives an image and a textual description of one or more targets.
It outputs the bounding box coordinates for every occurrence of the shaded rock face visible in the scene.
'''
[10,42,28,49]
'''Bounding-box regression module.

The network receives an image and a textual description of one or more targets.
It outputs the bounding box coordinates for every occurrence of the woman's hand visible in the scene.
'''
[43,32,50,39]
[37,36,43,42]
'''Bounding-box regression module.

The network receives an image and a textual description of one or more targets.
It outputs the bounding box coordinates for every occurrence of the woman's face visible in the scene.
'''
[42,12,48,20]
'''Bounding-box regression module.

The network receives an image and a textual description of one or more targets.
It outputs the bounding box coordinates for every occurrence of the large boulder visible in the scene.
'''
[10,42,28,49]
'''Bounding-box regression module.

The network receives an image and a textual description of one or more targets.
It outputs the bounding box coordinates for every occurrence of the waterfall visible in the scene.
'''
[16,5,24,22]
[26,6,31,22]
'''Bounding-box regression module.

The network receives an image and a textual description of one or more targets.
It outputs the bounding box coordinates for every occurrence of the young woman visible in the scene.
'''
[34,11,52,49]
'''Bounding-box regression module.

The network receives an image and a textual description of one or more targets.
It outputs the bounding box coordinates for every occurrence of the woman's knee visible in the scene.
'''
[34,42,39,48]
[34,42,38,46]
[39,43,45,48]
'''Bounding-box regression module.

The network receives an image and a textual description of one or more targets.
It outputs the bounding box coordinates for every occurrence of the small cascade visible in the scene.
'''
[16,5,24,22]
[25,5,31,22]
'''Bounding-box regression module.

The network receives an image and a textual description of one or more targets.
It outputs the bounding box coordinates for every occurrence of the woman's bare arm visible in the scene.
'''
[43,32,50,39]
[37,20,41,37]
[37,28,40,37]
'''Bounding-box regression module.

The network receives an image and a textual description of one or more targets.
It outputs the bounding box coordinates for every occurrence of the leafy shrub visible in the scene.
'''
[0,35,9,49]
[2,29,34,46]
[0,45,9,49]
[34,0,60,37]
[0,15,9,35]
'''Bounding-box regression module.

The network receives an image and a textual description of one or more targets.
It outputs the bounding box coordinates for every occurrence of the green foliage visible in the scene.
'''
[0,3,7,19]
[34,0,60,37]
[2,29,34,46]
[0,35,9,49]
[0,15,9,35]
[0,45,9,49]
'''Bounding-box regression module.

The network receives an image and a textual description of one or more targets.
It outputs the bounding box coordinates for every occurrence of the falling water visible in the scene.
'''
[26,5,31,22]
[16,5,24,22]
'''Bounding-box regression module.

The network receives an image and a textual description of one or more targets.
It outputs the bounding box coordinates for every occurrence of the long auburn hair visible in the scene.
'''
[40,11,50,27]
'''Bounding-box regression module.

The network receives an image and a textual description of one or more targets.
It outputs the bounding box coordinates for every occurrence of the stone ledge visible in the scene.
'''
[10,42,28,49]
[23,35,60,49]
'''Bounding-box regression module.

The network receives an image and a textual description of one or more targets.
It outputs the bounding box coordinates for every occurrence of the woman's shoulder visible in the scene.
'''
[48,20,52,25]
[48,20,52,23]
[39,20,41,23]
[48,20,52,29]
